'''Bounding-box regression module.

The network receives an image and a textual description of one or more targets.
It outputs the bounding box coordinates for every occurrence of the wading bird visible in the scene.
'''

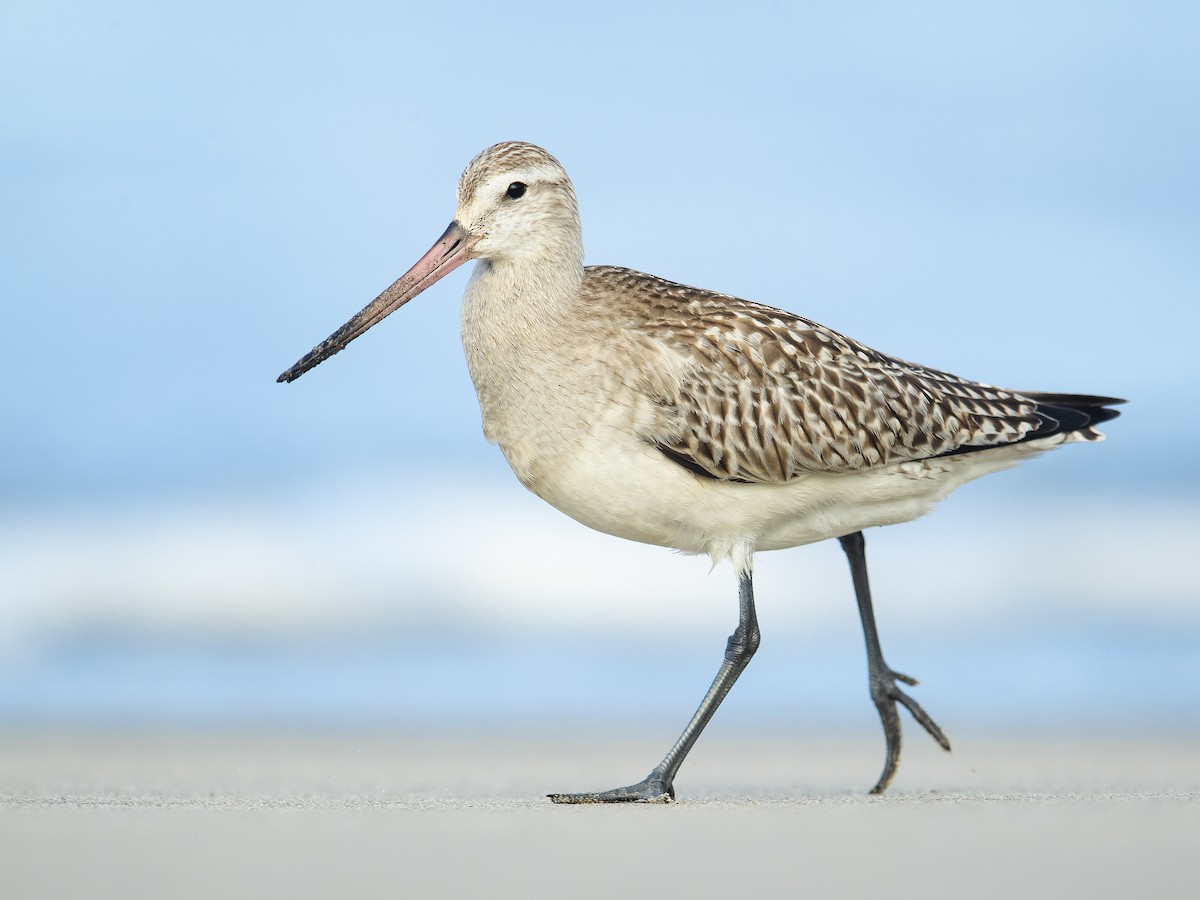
[279,142,1122,802]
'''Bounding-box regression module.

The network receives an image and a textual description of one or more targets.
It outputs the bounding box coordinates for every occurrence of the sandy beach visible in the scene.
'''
[2,730,1196,899]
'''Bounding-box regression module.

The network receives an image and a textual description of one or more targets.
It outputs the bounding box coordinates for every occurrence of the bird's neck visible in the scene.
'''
[461,251,586,345]
[459,253,592,488]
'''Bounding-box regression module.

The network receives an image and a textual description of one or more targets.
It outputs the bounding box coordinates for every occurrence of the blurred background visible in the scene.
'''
[1,1,1196,742]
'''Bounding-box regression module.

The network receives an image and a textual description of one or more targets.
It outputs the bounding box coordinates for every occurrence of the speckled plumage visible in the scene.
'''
[579,265,1098,482]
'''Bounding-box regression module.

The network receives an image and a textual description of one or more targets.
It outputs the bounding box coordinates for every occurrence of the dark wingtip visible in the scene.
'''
[1019,392,1126,441]
[1022,393,1126,426]
[1087,405,1123,425]
[933,391,1125,460]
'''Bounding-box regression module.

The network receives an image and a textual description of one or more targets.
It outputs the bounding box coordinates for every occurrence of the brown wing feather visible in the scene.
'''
[587,266,1043,482]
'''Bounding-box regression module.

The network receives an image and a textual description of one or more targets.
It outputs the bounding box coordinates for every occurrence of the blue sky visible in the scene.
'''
[1,2,1197,728]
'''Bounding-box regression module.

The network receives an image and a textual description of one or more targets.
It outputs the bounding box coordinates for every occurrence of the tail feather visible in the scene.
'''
[1020,392,1125,440]
[937,392,1125,460]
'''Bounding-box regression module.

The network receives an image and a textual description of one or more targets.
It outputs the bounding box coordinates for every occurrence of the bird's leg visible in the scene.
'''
[549,569,760,804]
[838,530,951,794]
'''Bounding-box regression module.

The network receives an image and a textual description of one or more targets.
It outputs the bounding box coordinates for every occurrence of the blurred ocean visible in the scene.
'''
[3,473,1196,733]
[3,609,1195,733]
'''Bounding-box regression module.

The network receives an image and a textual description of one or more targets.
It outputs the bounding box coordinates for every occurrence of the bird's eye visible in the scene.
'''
[505,182,527,200]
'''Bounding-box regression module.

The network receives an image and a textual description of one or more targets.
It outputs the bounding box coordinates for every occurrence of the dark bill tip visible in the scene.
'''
[275,221,473,384]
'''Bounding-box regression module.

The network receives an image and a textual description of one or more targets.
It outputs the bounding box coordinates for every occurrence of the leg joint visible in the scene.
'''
[724,624,761,661]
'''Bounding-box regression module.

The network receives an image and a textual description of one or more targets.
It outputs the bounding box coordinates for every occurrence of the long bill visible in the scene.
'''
[277,220,475,383]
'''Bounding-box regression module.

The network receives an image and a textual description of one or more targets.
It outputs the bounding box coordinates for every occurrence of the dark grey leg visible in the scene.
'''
[839,530,951,794]
[549,568,761,803]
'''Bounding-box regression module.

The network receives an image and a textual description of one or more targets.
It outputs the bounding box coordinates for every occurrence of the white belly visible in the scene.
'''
[518,421,1066,569]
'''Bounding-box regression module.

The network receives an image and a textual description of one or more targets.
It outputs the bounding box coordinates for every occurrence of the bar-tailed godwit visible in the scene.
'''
[279,142,1123,802]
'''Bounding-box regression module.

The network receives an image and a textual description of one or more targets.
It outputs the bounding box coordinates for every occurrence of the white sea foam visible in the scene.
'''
[1,472,1194,658]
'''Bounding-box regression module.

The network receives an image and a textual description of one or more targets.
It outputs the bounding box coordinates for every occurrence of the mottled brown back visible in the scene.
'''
[583,266,1068,482]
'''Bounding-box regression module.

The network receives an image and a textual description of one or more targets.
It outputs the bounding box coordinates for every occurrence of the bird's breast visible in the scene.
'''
[459,266,607,494]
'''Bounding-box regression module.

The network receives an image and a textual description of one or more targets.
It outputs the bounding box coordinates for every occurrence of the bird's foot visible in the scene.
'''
[548,774,675,804]
[869,667,952,795]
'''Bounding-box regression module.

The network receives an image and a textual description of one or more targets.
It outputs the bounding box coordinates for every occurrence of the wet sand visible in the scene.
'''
[3,731,1197,898]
